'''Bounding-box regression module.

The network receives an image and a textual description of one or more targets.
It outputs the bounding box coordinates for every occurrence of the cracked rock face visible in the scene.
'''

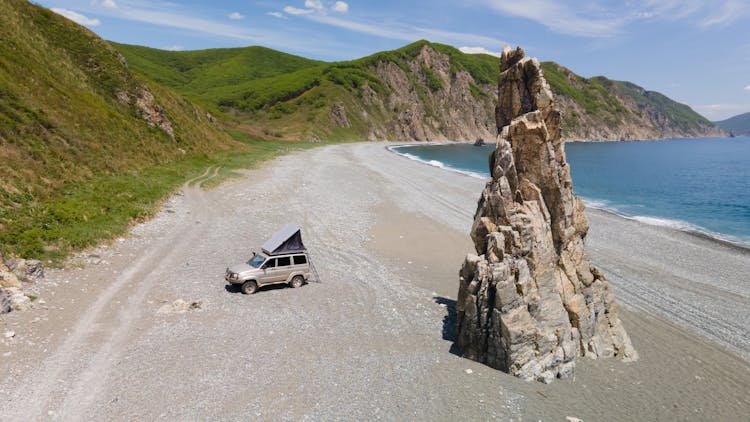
[136,89,175,138]
[456,46,637,383]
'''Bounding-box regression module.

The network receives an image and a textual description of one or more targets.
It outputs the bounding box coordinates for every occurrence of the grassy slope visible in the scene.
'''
[117,40,716,140]
[112,43,325,112]
[610,80,714,131]
[116,40,500,141]
[541,62,715,135]
[714,112,750,136]
[0,0,320,262]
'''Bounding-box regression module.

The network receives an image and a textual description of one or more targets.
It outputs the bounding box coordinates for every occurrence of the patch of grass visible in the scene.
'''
[0,135,320,263]
[426,42,499,86]
[324,65,387,95]
[541,62,606,115]
[421,64,443,92]
[469,82,489,100]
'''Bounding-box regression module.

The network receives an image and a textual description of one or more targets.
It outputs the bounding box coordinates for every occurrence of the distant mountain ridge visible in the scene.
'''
[115,41,723,142]
[714,112,750,136]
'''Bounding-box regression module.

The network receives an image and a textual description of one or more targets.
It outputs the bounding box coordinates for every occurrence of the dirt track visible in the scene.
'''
[1,144,748,420]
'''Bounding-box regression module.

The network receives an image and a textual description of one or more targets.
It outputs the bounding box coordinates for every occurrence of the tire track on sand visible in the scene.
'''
[3,173,216,421]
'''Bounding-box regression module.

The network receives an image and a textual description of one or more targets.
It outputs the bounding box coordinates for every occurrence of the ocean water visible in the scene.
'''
[390,137,750,248]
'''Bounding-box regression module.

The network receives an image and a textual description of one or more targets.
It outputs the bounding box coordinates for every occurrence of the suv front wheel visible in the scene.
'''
[241,280,258,295]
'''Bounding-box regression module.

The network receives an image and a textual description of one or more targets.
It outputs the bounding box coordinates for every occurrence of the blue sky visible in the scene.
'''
[37,0,750,120]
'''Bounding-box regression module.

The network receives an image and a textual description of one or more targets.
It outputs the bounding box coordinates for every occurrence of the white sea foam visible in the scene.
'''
[387,146,488,180]
[581,199,611,210]
[583,198,750,248]
[630,215,750,247]
[629,215,701,232]
[388,145,750,249]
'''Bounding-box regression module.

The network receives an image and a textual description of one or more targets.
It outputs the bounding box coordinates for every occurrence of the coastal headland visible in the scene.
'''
[1,143,748,420]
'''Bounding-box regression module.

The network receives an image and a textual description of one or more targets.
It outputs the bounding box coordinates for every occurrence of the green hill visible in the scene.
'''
[116,40,504,142]
[116,41,722,142]
[714,112,750,136]
[111,43,325,112]
[540,62,723,140]
[0,0,307,260]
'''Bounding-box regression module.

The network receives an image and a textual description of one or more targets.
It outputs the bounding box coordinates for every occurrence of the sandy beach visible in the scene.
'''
[1,143,749,420]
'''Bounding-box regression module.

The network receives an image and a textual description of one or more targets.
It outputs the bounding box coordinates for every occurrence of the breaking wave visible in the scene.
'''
[387,145,488,180]
[583,199,750,249]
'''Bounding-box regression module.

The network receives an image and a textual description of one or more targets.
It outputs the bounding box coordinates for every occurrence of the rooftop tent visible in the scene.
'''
[261,224,306,256]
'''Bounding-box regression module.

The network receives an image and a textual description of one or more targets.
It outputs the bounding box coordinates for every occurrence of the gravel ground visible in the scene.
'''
[1,143,748,421]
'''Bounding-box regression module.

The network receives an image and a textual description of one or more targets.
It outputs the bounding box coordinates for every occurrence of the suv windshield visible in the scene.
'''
[248,254,266,268]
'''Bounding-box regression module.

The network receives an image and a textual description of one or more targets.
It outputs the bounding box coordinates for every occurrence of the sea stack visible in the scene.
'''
[455,46,637,383]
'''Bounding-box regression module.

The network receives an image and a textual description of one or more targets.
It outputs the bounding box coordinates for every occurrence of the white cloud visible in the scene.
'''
[283,1,504,47]
[51,8,101,26]
[459,46,502,57]
[744,85,750,91]
[481,0,623,37]
[53,0,359,59]
[331,1,349,14]
[697,0,748,27]
[268,11,287,19]
[109,7,256,41]
[286,1,348,15]
[284,6,314,15]
[102,0,118,9]
[304,0,324,11]
[229,12,244,20]
[163,45,184,51]
[481,0,750,37]
[307,13,504,47]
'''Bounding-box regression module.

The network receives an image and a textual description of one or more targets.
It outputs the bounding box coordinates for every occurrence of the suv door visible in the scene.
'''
[260,258,277,284]
[293,254,309,276]
[275,256,293,282]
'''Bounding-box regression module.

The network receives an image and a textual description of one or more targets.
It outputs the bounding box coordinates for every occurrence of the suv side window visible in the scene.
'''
[263,258,276,269]
[294,255,307,265]
[277,256,291,267]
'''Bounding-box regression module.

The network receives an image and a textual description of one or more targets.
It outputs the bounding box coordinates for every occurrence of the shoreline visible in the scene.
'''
[386,142,750,251]
[588,205,750,254]
[383,142,750,361]
[1,142,748,420]
[563,135,746,143]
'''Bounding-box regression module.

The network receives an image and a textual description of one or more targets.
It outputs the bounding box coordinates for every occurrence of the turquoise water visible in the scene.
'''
[390,138,750,247]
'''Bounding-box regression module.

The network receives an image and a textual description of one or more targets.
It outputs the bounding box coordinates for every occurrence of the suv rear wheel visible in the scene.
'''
[241,280,258,295]
[290,275,304,288]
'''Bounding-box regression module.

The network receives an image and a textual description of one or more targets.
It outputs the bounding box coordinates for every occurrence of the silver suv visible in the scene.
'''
[225,251,310,294]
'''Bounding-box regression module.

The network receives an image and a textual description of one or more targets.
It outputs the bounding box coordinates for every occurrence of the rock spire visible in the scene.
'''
[455,46,637,383]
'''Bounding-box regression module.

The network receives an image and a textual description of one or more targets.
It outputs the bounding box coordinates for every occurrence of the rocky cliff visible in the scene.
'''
[117,40,722,142]
[455,46,637,383]
[361,45,496,142]
[542,63,725,140]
